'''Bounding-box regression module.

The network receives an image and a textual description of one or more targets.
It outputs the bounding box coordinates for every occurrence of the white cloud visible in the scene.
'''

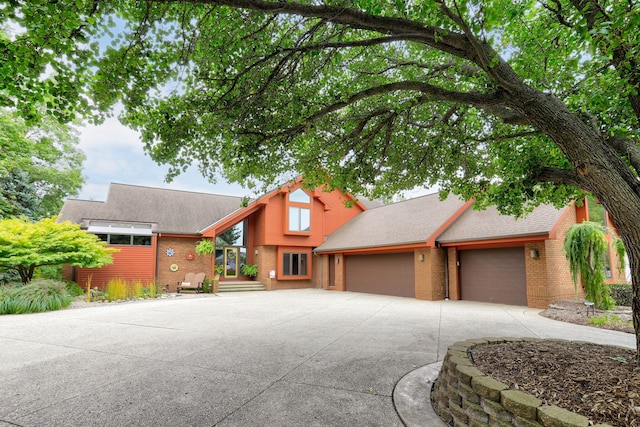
[74,114,246,200]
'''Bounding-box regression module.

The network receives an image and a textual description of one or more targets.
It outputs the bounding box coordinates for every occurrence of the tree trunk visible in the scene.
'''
[505,87,640,362]
[620,233,640,364]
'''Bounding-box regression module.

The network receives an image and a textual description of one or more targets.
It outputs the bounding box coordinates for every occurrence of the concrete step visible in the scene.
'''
[218,281,266,292]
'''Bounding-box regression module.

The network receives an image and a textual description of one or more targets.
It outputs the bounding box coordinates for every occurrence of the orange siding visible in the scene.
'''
[76,239,157,289]
[262,186,364,247]
[253,207,267,247]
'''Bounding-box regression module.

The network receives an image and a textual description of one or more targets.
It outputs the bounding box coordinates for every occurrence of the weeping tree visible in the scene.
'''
[564,222,616,310]
[3,1,640,359]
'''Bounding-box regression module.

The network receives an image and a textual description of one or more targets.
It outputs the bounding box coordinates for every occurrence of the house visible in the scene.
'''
[58,182,626,308]
[58,181,367,291]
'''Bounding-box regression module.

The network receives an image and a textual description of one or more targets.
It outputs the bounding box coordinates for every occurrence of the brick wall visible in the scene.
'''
[432,338,599,427]
[525,242,550,308]
[544,208,581,304]
[157,236,211,292]
[415,248,447,300]
[447,248,460,300]
[253,245,316,290]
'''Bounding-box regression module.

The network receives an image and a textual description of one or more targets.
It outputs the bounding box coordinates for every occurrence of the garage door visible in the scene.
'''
[459,247,527,305]
[345,253,415,297]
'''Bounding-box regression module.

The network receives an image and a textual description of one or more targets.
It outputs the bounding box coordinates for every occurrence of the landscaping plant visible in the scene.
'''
[0,279,72,314]
[240,264,258,278]
[0,217,118,284]
[564,222,616,310]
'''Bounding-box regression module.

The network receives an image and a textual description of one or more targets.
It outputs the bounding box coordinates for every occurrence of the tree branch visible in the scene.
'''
[157,0,480,61]
[606,136,640,176]
[296,81,529,130]
[533,167,588,190]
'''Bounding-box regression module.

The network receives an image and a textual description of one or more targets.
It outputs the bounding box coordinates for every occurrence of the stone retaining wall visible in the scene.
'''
[431,337,613,427]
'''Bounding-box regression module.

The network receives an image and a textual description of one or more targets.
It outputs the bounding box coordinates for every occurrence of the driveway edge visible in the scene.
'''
[393,361,447,426]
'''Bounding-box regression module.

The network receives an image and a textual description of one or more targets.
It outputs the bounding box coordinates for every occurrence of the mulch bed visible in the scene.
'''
[471,299,639,427]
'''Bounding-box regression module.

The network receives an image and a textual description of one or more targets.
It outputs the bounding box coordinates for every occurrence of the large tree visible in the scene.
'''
[0,109,84,219]
[2,1,639,357]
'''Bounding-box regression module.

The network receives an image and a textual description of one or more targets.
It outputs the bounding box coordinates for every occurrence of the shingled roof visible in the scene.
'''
[437,203,568,243]
[58,183,244,234]
[315,193,468,252]
[315,193,570,252]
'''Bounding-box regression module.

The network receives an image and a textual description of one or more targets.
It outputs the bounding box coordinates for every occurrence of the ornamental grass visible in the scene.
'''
[0,279,72,314]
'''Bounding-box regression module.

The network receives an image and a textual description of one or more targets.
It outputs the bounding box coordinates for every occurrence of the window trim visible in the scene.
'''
[277,247,312,280]
[95,233,153,246]
[284,188,312,235]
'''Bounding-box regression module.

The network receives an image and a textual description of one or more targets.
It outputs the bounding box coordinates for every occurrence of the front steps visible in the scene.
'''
[217,281,266,292]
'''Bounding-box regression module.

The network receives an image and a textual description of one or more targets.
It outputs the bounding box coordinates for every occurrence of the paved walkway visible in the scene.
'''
[0,290,635,426]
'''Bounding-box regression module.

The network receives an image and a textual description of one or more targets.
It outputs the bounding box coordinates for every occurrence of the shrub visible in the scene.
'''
[240,264,258,277]
[65,281,84,297]
[1,279,72,314]
[202,277,212,293]
[142,281,159,298]
[588,313,632,329]
[33,265,63,280]
[607,283,632,307]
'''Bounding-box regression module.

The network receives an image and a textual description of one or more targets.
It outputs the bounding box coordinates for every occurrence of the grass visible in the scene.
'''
[588,313,633,329]
[104,278,159,302]
[0,279,72,314]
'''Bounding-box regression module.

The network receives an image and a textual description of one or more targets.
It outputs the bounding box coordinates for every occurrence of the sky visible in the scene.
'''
[74,115,248,201]
[74,114,435,203]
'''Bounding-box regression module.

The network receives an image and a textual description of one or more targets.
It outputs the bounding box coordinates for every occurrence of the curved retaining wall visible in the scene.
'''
[431,337,613,427]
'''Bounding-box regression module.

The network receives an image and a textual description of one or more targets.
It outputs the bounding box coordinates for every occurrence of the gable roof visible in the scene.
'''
[436,203,568,244]
[315,193,469,253]
[201,178,369,237]
[58,183,243,235]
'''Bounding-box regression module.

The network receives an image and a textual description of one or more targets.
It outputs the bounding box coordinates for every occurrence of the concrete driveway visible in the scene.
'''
[0,290,635,426]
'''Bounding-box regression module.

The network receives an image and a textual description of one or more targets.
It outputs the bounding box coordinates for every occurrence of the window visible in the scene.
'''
[282,252,308,276]
[287,188,311,233]
[604,246,612,280]
[289,188,310,203]
[87,221,153,246]
[289,207,310,232]
[587,195,607,228]
[93,233,152,246]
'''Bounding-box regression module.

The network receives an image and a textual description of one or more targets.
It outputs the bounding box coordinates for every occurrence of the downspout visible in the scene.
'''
[155,233,161,291]
[443,244,450,300]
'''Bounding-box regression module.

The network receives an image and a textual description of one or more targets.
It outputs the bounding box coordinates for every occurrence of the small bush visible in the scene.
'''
[142,282,159,298]
[202,278,212,293]
[588,313,632,329]
[1,279,72,314]
[607,283,632,307]
[65,281,84,297]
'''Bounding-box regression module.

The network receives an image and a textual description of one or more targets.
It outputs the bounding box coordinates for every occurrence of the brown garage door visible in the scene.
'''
[345,253,415,297]
[459,247,527,305]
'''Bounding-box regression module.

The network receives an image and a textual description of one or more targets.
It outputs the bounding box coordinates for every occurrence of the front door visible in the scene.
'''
[224,247,239,278]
